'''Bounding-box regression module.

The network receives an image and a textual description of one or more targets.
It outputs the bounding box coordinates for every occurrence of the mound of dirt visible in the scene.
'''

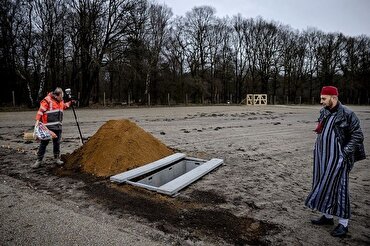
[63,119,174,177]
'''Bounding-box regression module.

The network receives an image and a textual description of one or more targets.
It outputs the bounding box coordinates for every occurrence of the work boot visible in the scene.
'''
[55,158,64,165]
[31,159,42,168]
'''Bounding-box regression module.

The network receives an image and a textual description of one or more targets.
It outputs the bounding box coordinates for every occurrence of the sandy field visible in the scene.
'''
[0,105,369,245]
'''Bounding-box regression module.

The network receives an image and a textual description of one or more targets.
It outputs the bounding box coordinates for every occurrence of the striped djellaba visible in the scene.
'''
[305,112,351,219]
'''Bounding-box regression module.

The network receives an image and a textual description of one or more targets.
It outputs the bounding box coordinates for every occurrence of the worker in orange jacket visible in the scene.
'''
[32,87,73,168]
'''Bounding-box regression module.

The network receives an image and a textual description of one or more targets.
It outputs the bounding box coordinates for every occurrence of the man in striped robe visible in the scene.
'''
[305,86,366,237]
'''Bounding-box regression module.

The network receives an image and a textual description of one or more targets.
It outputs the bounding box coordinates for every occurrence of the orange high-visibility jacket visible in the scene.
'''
[35,93,72,131]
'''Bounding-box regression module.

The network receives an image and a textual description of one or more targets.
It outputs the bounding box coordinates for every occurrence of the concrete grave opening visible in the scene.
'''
[110,153,223,196]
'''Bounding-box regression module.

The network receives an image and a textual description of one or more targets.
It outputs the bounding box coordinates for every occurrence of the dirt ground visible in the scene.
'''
[0,105,369,245]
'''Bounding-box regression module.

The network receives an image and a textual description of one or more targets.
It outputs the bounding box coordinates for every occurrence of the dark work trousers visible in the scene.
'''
[37,129,62,161]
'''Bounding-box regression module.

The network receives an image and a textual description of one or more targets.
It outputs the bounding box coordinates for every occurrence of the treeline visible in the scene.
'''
[1,0,369,107]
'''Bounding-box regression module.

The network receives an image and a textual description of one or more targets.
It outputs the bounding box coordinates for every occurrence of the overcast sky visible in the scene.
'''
[159,0,370,37]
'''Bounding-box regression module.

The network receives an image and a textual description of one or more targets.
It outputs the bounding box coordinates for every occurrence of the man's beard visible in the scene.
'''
[322,98,334,108]
[327,98,334,108]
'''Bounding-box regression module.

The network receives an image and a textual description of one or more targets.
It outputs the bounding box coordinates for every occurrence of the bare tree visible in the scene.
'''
[280,27,306,102]
[302,28,322,101]
[29,0,68,101]
[340,35,370,103]
[230,14,249,103]
[1,0,37,105]
[208,17,232,103]
[316,32,346,86]
[356,36,370,103]
[184,5,216,103]
[68,0,134,106]
[1,1,369,106]
[254,18,281,94]
[163,16,188,102]
[144,2,172,103]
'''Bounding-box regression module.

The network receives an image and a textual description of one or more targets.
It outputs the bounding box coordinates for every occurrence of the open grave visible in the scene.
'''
[64,119,222,195]
[110,153,223,196]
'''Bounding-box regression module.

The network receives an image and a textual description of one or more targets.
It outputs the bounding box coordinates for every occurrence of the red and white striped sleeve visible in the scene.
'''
[35,99,49,120]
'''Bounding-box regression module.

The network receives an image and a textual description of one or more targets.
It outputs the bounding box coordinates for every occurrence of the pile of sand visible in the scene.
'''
[64,119,174,177]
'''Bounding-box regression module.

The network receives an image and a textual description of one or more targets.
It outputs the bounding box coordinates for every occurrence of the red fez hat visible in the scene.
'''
[321,86,338,96]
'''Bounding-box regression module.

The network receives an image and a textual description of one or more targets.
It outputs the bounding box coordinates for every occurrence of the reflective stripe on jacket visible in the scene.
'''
[35,93,71,131]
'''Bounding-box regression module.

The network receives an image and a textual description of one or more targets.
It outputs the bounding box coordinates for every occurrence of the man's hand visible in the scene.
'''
[43,124,57,138]
[49,130,57,139]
